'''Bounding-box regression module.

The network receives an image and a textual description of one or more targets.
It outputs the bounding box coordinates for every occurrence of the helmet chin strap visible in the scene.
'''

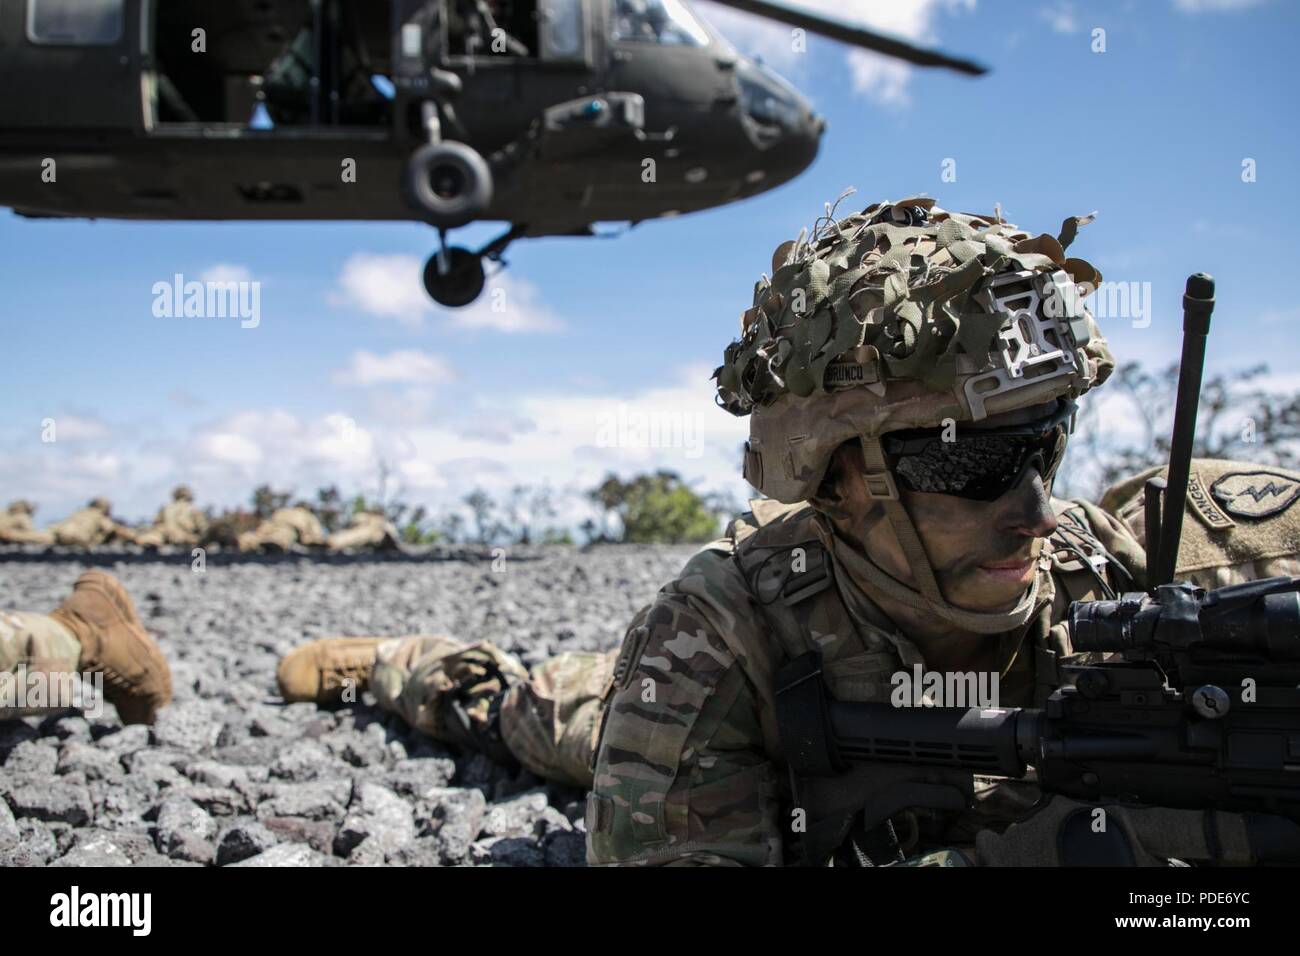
[834,437,1044,635]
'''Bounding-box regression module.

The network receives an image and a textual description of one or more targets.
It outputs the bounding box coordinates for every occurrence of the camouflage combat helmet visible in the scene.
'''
[8,499,35,515]
[89,497,112,513]
[714,192,1115,630]
[172,485,194,501]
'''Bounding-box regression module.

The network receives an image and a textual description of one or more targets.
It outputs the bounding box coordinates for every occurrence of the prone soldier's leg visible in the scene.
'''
[497,650,615,788]
[1,572,171,724]
[372,636,615,787]
[0,611,82,718]
[281,634,617,788]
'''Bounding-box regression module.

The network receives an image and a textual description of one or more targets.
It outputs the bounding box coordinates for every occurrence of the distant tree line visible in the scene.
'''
[202,471,738,547]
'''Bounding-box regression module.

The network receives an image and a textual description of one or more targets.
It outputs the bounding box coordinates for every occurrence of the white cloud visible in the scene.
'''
[332,349,458,387]
[330,253,429,328]
[360,386,440,425]
[1040,1,1080,33]
[182,409,383,495]
[329,254,565,333]
[453,410,538,444]
[194,430,263,468]
[49,413,112,442]
[1173,0,1266,11]
[446,273,566,332]
[695,0,976,107]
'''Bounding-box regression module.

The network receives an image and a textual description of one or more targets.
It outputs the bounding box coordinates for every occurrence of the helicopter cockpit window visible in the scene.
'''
[610,0,709,46]
[27,0,123,45]
[538,0,582,58]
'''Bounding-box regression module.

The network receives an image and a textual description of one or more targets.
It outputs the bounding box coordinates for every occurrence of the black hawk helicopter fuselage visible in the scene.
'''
[0,0,983,305]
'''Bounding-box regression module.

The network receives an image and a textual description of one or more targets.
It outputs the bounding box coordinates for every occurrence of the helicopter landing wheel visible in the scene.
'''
[404,141,493,230]
[423,247,486,308]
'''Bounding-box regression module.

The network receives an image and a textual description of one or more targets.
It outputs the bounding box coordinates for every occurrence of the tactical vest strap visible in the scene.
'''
[731,502,840,664]
[1049,504,1136,603]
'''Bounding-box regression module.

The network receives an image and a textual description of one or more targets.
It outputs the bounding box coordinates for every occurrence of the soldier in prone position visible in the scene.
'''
[134,485,209,550]
[0,500,53,546]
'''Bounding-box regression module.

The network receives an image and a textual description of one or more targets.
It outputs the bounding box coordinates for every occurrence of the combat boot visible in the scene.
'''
[48,571,173,724]
[277,637,385,704]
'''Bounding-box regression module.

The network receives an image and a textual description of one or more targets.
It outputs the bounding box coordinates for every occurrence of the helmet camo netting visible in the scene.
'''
[716,192,1108,416]
[713,191,1115,504]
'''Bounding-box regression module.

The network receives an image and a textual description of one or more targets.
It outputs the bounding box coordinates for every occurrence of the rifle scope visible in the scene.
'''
[1068,577,1300,656]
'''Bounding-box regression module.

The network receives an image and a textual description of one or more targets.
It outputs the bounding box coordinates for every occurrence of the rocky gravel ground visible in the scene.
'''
[0,545,698,867]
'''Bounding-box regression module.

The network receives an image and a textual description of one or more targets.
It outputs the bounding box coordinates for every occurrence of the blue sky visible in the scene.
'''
[2,0,1297,526]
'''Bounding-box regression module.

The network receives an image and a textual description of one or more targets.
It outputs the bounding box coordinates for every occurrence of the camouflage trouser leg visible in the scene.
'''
[238,524,297,553]
[0,611,83,719]
[370,635,616,789]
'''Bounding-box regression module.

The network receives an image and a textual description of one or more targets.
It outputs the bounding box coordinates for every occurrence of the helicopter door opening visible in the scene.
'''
[438,0,586,66]
[0,0,138,130]
[148,0,395,132]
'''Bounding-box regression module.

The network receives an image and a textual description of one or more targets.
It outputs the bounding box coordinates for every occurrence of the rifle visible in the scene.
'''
[775,274,1300,864]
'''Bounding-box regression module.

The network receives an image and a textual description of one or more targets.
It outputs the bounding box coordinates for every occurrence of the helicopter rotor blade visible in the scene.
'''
[701,0,988,76]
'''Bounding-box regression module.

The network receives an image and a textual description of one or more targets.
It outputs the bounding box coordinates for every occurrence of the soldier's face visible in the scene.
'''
[837,442,1060,612]
[894,470,1058,611]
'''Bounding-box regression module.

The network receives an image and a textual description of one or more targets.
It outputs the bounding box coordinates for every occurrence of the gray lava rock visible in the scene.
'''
[151,701,223,753]
[58,741,125,780]
[0,720,39,758]
[44,714,93,742]
[186,760,263,790]
[256,779,351,821]
[470,835,546,867]
[0,796,17,840]
[231,843,337,867]
[0,819,59,866]
[52,831,133,867]
[5,778,93,825]
[423,787,487,864]
[543,830,587,867]
[213,739,283,767]
[62,828,161,864]
[334,781,416,859]
[184,785,251,817]
[96,723,151,755]
[270,739,348,782]
[481,790,549,838]
[89,774,158,831]
[386,836,444,867]
[382,757,457,798]
[4,739,58,775]
[261,816,337,854]
[215,821,279,865]
[154,795,216,863]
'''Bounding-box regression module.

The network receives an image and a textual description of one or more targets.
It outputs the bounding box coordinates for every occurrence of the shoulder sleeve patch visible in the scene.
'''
[1211,470,1300,520]
[1186,471,1235,529]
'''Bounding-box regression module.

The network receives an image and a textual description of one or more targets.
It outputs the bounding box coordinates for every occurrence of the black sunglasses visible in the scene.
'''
[880,400,1075,501]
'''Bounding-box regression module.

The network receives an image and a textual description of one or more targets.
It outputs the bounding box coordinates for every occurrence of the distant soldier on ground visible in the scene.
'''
[0,500,53,546]
[327,506,403,552]
[48,498,137,548]
[236,502,326,553]
[135,485,209,549]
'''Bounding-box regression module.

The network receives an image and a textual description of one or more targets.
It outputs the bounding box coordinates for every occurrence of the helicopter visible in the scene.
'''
[0,0,985,307]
